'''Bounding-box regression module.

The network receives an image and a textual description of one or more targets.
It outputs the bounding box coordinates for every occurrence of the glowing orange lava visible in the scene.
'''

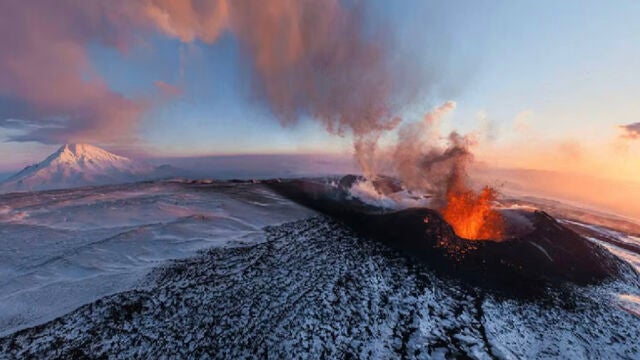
[441,186,504,240]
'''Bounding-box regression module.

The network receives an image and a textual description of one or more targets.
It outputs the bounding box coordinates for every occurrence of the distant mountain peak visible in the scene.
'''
[0,144,176,193]
[60,143,101,153]
[57,143,122,157]
[40,143,132,167]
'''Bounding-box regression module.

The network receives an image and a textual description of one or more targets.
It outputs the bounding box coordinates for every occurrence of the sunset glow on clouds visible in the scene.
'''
[0,0,639,186]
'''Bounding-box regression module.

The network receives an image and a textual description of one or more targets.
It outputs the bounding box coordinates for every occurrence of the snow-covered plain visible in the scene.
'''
[0,180,314,337]
[0,180,639,358]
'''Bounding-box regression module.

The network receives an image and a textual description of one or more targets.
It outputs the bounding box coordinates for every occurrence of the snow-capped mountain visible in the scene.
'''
[0,144,175,193]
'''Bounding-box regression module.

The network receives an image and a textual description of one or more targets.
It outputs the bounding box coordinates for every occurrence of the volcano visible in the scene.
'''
[266,176,631,296]
[0,144,177,193]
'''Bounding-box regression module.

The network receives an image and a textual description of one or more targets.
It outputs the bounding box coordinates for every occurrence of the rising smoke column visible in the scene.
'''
[227,0,405,176]
[142,0,407,175]
[390,101,503,240]
[392,102,474,210]
[392,101,458,197]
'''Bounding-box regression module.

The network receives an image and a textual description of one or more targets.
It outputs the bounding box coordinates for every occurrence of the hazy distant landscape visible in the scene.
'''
[5,147,640,222]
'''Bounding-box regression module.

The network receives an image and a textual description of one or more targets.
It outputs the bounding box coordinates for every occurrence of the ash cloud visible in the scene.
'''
[144,1,405,135]
[0,1,418,152]
[146,1,456,182]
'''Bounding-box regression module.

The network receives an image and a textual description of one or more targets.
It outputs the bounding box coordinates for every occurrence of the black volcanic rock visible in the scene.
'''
[265,177,630,296]
[3,216,639,358]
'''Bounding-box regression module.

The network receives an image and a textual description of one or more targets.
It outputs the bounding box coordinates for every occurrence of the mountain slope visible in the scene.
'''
[0,144,174,193]
[2,216,638,358]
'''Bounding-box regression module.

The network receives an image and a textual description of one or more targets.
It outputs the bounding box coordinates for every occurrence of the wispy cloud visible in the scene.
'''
[619,122,640,140]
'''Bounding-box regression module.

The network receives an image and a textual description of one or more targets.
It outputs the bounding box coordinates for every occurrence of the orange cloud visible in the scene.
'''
[144,0,229,43]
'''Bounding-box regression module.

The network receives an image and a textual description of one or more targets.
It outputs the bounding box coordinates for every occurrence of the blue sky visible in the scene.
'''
[0,0,639,178]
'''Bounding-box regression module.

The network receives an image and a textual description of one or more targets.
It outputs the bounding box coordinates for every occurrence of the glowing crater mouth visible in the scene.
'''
[439,186,505,241]
[441,208,537,242]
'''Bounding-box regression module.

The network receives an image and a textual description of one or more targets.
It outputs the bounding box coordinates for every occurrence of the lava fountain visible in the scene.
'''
[441,185,504,240]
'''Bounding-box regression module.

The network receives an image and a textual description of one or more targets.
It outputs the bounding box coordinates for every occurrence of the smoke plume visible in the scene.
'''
[388,102,503,239]
[147,0,415,180]
[147,0,403,134]
[346,100,503,239]
[392,101,465,206]
[144,1,501,239]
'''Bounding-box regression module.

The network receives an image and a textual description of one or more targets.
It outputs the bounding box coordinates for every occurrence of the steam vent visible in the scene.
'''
[266,176,630,297]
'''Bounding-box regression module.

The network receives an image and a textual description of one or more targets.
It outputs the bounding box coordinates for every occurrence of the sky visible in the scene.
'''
[0,0,639,183]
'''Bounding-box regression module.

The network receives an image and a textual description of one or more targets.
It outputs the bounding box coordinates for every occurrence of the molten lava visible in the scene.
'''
[441,186,504,240]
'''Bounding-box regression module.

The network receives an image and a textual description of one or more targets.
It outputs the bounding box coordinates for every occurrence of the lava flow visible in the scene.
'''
[440,185,504,240]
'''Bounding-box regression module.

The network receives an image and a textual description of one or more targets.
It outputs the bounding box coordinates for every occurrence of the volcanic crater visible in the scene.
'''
[266,176,633,297]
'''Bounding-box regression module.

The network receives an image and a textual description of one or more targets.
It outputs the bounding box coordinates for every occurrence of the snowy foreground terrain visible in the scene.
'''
[0,181,314,337]
[0,180,639,358]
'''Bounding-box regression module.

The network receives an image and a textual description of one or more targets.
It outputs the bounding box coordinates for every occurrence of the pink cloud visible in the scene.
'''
[0,1,150,144]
